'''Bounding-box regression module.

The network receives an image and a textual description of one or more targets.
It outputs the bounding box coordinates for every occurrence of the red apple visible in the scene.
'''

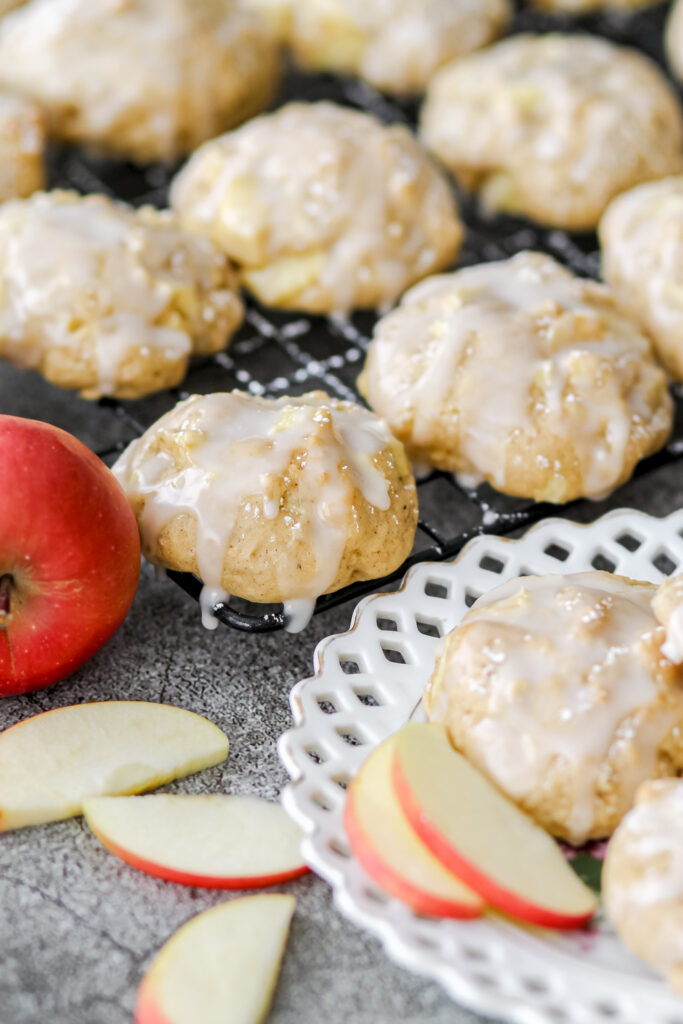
[83,794,309,888]
[0,415,140,694]
[344,735,484,918]
[392,723,597,930]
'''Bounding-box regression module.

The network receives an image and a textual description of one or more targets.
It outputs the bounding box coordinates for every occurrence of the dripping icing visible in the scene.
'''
[113,390,398,633]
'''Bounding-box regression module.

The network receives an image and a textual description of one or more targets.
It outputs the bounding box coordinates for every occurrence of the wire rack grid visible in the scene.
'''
[41,0,683,631]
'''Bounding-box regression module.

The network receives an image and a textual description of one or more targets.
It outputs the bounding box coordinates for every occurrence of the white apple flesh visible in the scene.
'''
[392,722,597,929]
[0,701,229,831]
[135,894,295,1024]
[83,793,309,888]
[344,735,484,917]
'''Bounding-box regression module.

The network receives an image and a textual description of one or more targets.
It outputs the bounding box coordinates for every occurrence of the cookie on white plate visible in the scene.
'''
[420,34,683,230]
[425,572,683,845]
[246,0,511,95]
[171,101,462,315]
[604,778,683,994]
[0,190,244,400]
[0,0,281,164]
[358,251,672,503]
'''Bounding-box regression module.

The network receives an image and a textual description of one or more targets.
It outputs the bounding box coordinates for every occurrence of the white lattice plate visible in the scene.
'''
[279,508,683,1024]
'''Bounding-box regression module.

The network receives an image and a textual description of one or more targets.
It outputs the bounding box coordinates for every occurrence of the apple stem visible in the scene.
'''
[0,574,12,627]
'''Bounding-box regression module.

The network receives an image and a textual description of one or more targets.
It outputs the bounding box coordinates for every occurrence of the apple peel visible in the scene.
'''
[344,735,483,918]
[392,722,597,930]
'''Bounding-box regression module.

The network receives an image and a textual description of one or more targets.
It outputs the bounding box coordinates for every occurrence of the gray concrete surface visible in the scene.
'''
[2,364,683,1024]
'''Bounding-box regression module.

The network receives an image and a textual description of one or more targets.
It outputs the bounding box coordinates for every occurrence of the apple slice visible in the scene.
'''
[392,723,597,929]
[83,794,309,888]
[0,701,228,831]
[344,735,484,918]
[135,894,295,1024]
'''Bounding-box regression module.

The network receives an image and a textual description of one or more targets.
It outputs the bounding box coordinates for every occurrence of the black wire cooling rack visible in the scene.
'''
[43,0,683,631]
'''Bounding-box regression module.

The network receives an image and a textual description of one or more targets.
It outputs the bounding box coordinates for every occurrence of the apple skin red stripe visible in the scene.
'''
[344,789,483,920]
[135,982,171,1024]
[94,830,310,889]
[391,753,594,931]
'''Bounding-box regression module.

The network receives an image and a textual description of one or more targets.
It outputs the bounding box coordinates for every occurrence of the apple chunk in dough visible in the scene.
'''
[0,701,228,831]
[392,722,597,929]
[344,734,483,917]
[83,794,309,888]
[135,894,295,1024]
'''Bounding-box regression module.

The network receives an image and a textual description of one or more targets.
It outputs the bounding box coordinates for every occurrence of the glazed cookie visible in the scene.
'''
[112,390,418,631]
[420,34,683,230]
[600,178,683,382]
[248,0,511,95]
[358,252,672,503]
[0,1,26,15]
[170,101,462,314]
[0,190,244,400]
[0,0,280,164]
[424,572,683,845]
[603,778,683,994]
[0,93,44,201]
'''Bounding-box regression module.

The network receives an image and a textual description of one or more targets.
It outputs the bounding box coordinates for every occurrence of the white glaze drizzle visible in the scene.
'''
[421,33,683,225]
[170,101,459,315]
[429,571,680,844]
[0,190,238,396]
[113,391,396,632]
[364,251,669,499]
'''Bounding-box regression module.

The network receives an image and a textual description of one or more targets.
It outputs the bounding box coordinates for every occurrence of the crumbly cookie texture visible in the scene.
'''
[532,0,658,10]
[246,0,511,95]
[0,190,244,400]
[420,33,683,230]
[358,252,672,503]
[112,390,418,631]
[0,0,280,164]
[170,101,462,315]
[424,572,683,845]
[604,778,683,994]
[600,177,683,383]
[0,92,44,201]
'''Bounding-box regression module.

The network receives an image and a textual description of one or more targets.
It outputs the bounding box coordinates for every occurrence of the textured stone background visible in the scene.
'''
[3,363,683,1024]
